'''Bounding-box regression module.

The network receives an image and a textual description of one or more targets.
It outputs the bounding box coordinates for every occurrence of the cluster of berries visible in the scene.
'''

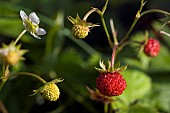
[67,10,161,99]
[95,38,161,97]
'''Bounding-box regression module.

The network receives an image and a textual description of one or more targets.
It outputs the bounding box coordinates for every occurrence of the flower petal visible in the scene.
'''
[30,32,41,39]
[36,28,46,35]
[29,12,40,25]
[20,10,28,21]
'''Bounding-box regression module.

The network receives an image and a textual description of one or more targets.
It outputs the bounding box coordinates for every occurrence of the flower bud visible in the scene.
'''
[0,42,27,65]
[2,51,20,65]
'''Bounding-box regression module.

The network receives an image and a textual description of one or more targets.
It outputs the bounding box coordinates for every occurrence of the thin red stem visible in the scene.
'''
[111,45,117,67]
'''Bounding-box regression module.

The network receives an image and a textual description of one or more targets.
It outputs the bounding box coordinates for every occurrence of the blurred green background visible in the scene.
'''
[0,0,170,113]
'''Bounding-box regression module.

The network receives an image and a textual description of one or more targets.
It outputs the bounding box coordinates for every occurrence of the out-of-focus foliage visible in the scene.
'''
[0,0,170,113]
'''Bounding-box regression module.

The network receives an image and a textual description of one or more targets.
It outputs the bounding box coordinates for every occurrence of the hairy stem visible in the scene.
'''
[14,29,27,45]
[100,15,113,48]
[83,8,97,20]
[10,72,47,84]
[96,0,113,48]
[102,0,109,14]
[110,19,118,45]
[111,45,117,67]
[159,30,170,37]
[140,9,170,17]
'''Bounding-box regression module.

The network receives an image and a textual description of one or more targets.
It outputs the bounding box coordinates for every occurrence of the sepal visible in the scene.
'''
[30,78,64,101]
[86,86,114,104]
[114,61,120,70]
[95,59,128,73]
[116,64,128,72]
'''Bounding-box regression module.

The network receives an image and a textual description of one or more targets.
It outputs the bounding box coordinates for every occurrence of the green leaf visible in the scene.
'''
[128,105,158,113]
[112,70,152,109]
[0,18,22,37]
[151,83,170,112]
[149,45,170,72]
[130,32,145,48]
[87,53,101,66]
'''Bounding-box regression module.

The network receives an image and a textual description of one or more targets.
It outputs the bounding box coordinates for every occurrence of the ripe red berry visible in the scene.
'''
[96,72,127,97]
[144,38,160,57]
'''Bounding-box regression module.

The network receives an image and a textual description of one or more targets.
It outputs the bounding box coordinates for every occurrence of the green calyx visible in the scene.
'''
[30,78,64,96]
[67,14,98,27]
[67,14,99,38]
[95,60,128,73]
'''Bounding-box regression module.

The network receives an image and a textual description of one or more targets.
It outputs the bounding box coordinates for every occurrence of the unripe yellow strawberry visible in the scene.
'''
[3,51,20,65]
[72,24,90,39]
[41,83,60,101]
[67,14,99,39]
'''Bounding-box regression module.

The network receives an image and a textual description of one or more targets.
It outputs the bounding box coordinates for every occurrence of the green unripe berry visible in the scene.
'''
[41,83,60,101]
[72,24,90,39]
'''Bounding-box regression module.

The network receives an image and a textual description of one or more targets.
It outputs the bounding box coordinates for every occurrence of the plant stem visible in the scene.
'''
[9,72,47,84]
[102,0,109,14]
[83,8,97,21]
[0,29,27,91]
[104,103,109,113]
[0,100,8,113]
[119,16,139,46]
[111,45,117,67]
[140,9,170,17]
[119,0,145,46]
[14,29,27,45]
[0,78,7,91]
[100,15,113,48]
[159,30,170,37]
[110,19,118,45]
[0,65,10,91]
[119,7,170,49]
[96,0,113,48]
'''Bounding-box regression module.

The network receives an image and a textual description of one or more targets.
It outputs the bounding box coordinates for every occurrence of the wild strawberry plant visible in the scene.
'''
[0,0,170,113]
[67,0,170,113]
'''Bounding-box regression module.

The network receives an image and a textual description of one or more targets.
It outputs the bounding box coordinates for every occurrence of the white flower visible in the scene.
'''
[20,10,46,39]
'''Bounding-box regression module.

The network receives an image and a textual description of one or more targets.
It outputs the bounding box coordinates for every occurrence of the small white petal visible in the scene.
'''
[20,10,28,20]
[29,12,40,25]
[36,28,46,35]
[31,32,41,39]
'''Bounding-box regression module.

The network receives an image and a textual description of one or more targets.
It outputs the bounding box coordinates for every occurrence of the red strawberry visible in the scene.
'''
[144,38,160,57]
[96,72,127,97]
